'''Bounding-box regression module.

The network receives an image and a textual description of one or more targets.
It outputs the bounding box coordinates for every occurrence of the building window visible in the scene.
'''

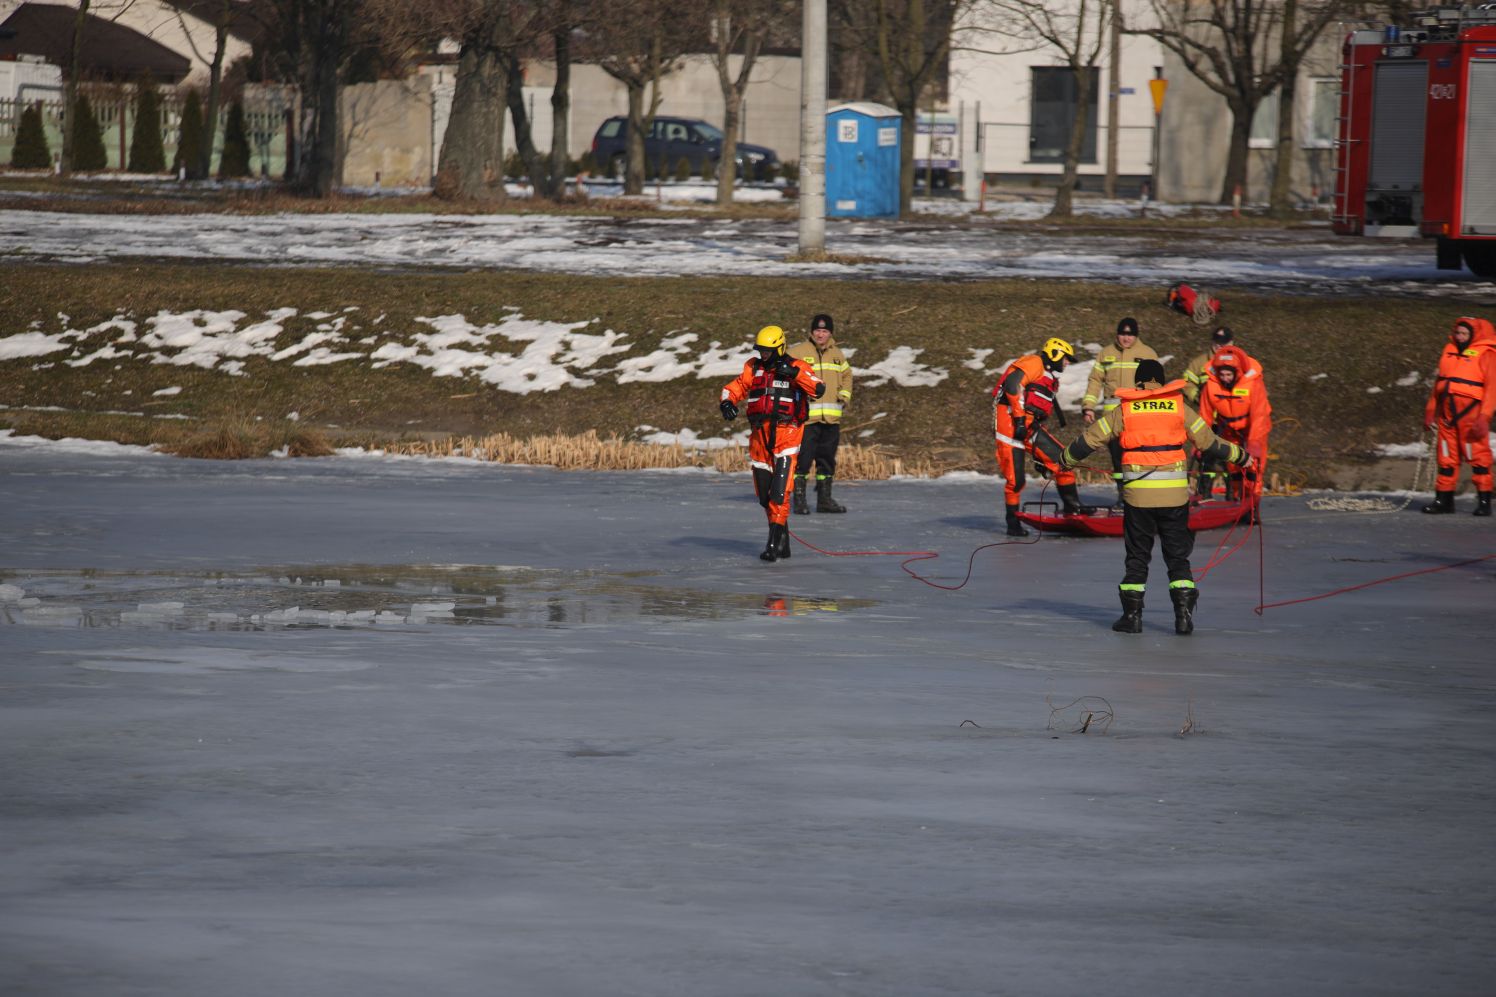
[1303,78,1338,148]
[1249,93,1280,148]
[1028,67,1099,164]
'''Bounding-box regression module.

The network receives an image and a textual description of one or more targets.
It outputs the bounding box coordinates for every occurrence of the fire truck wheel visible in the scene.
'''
[1463,244,1496,281]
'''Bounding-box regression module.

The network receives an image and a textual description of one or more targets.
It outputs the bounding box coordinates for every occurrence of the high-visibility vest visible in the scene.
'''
[1116,383,1188,466]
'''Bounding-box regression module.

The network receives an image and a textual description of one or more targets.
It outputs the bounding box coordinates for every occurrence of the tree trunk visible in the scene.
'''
[1049,69,1093,219]
[624,83,647,195]
[548,22,572,197]
[436,39,507,200]
[897,101,916,216]
[1268,0,1300,218]
[197,21,229,180]
[1219,100,1254,204]
[718,96,741,206]
[311,16,343,197]
[505,54,550,195]
[61,0,91,175]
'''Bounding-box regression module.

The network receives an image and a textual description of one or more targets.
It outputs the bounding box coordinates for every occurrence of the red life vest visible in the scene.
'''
[1117,381,1188,466]
[745,359,809,425]
[1023,371,1059,421]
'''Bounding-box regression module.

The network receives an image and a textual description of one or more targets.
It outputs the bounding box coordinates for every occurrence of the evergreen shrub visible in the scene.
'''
[128,80,166,173]
[175,89,204,178]
[218,102,251,178]
[11,105,51,168]
[71,94,108,171]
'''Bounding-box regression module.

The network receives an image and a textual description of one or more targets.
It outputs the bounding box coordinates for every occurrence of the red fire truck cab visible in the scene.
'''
[1335,5,1496,278]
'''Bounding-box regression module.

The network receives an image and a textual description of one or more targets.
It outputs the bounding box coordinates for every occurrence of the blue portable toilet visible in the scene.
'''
[825,102,902,218]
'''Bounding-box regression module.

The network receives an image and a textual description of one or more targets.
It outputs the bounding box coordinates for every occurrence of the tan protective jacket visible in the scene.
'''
[788,335,853,424]
[1083,339,1160,415]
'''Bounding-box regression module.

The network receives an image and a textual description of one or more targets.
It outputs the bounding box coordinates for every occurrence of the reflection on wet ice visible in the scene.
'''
[0,565,876,632]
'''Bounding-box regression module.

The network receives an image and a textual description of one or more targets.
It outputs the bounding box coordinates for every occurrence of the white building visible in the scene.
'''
[949,2,1164,193]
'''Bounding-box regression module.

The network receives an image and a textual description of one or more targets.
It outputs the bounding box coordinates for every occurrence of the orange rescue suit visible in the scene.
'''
[1426,317,1496,493]
[722,356,825,525]
[992,354,1076,506]
[1198,347,1272,494]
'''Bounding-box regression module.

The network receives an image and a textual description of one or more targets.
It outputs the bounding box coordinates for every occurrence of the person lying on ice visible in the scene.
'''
[719,325,826,561]
[1034,359,1254,635]
[992,337,1091,536]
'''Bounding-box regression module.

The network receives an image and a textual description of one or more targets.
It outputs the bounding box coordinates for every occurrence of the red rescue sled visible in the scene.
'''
[1017,498,1255,537]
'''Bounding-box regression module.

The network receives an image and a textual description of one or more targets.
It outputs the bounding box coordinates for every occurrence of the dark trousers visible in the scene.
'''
[1122,503,1195,587]
[795,423,841,477]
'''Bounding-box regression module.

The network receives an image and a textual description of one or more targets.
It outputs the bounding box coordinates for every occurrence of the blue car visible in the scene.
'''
[590,115,780,180]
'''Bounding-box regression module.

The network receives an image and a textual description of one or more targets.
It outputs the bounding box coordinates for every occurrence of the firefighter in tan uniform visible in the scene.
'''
[720,326,826,561]
[1038,359,1254,635]
[788,313,853,515]
[1082,317,1160,497]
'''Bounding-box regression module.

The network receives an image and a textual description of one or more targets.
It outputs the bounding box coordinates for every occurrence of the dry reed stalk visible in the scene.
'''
[380,432,952,479]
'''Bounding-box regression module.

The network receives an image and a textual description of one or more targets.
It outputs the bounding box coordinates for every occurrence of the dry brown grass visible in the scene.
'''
[384,430,947,479]
[162,417,334,460]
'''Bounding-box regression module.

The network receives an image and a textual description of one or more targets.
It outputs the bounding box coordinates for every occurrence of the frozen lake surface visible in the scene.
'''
[3,448,1495,996]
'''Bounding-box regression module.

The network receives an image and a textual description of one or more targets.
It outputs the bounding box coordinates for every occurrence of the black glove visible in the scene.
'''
[1012,418,1028,442]
[720,400,737,421]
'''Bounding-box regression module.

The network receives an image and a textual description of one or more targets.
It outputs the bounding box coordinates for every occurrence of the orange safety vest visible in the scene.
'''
[745,358,811,425]
[1116,382,1188,466]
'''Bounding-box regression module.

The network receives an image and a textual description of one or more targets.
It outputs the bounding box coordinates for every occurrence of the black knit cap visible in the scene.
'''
[1134,358,1166,386]
[1212,326,1234,346]
[1117,316,1139,336]
[811,313,834,332]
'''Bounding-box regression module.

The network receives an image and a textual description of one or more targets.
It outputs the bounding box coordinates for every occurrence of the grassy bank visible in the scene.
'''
[0,262,1457,489]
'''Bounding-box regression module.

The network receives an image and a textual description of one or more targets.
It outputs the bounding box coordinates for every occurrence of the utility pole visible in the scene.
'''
[798,0,826,255]
[1104,2,1120,198]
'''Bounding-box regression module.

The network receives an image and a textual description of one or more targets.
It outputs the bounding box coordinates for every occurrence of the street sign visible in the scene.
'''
[1148,78,1169,116]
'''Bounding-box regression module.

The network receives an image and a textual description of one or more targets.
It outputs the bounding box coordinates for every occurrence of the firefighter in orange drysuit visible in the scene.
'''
[993,337,1088,536]
[720,325,826,560]
[1196,347,1271,502]
[1423,316,1496,516]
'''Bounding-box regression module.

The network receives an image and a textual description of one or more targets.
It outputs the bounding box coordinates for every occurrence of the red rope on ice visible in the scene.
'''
[1254,550,1496,614]
[787,480,1049,591]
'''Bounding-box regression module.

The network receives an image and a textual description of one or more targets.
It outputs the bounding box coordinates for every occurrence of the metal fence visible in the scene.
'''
[0,84,291,177]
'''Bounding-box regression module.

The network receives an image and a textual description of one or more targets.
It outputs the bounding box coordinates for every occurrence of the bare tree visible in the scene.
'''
[839,0,982,216]
[981,0,1110,218]
[1129,0,1345,204]
[709,0,790,206]
[434,0,510,200]
[60,0,93,175]
[594,1,689,195]
[171,1,246,179]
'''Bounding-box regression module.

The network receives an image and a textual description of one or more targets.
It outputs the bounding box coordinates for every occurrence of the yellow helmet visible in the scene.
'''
[1040,337,1075,370]
[755,325,786,355]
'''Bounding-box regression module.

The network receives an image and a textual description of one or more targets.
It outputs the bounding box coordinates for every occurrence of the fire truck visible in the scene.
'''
[1334,5,1496,278]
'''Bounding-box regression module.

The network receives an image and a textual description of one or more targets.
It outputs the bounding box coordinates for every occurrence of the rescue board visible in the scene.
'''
[1017,499,1254,537]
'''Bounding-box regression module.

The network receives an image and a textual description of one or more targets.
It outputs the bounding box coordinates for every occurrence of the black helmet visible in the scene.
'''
[1116,317,1140,337]
[811,313,834,333]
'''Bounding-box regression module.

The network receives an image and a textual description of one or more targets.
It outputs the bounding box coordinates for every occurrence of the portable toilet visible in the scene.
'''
[825,102,902,218]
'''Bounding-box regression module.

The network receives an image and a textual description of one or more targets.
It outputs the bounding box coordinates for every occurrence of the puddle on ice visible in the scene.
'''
[0,565,874,632]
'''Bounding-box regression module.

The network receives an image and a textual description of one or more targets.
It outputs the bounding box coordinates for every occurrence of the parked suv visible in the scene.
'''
[590,116,780,181]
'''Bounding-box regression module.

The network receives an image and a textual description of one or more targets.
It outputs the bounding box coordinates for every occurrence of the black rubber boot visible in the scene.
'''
[1476,491,1492,517]
[1421,491,1455,515]
[1057,482,1094,516]
[1005,504,1029,537]
[1196,472,1215,501]
[792,476,810,515]
[1112,590,1144,634]
[815,477,847,513]
[1170,587,1198,636]
[776,523,791,558]
[759,524,779,562]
